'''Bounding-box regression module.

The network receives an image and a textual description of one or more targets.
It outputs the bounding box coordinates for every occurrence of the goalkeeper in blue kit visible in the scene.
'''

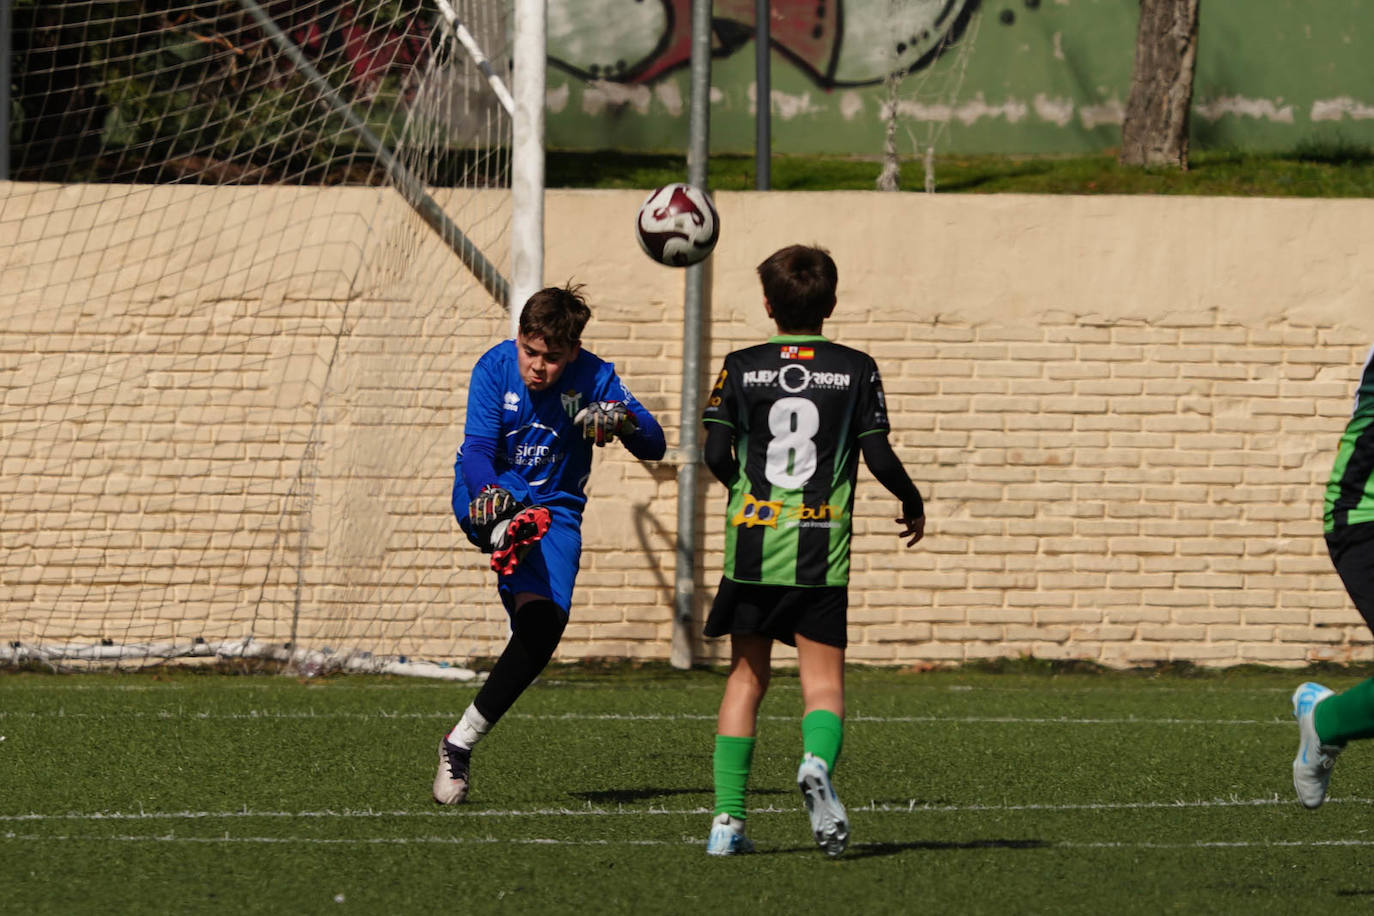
[1293,344,1374,808]
[433,283,665,804]
[700,245,926,856]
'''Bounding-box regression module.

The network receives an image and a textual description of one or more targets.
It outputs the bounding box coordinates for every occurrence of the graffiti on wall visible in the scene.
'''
[548,0,981,87]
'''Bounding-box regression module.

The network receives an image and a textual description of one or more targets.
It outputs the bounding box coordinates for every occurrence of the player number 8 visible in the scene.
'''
[765,397,819,488]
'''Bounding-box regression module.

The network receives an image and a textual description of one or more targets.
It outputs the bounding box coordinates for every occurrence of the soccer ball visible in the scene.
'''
[634,183,720,267]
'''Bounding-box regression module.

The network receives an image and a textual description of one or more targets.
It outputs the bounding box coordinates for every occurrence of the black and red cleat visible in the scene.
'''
[490,505,552,574]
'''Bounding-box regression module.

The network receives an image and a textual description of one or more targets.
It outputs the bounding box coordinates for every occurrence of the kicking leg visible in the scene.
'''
[474,594,568,724]
[434,594,566,805]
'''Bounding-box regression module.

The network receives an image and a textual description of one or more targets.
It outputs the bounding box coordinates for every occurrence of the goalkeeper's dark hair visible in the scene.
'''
[757,244,838,332]
[519,283,591,351]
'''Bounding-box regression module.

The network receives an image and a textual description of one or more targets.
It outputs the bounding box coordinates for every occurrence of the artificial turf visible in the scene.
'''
[3,663,1373,914]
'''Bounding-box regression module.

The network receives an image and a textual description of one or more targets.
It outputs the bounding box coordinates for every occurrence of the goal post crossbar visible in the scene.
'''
[238,0,512,309]
[433,0,516,117]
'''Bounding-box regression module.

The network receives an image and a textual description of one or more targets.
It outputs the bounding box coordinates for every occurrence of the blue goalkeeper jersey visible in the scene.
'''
[1326,345,1374,533]
[457,339,663,515]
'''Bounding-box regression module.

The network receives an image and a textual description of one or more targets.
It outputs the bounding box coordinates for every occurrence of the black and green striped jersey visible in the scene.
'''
[702,334,889,586]
[1326,345,1374,533]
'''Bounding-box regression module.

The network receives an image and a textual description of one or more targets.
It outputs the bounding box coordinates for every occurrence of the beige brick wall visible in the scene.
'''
[4,183,1374,669]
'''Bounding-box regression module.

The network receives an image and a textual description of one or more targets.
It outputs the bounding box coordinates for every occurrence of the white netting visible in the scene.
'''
[1,0,517,675]
[875,0,983,192]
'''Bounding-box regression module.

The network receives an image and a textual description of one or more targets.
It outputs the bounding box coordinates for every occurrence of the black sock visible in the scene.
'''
[472,600,567,725]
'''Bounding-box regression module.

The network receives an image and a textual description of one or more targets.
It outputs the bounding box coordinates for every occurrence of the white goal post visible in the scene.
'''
[0,0,543,675]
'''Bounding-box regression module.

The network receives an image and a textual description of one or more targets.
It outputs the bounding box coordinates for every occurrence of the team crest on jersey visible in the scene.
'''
[731,493,783,529]
[780,345,815,360]
[561,389,583,418]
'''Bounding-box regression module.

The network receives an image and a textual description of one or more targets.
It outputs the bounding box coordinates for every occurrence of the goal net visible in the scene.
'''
[1,0,522,676]
[875,0,983,193]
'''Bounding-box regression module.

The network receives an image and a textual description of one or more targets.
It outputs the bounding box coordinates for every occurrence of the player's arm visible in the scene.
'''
[575,368,666,459]
[619,397,666,461]
[456,352,521,548]
[460,434,500,497]
[859,430,925,547]
[703,420,737,487]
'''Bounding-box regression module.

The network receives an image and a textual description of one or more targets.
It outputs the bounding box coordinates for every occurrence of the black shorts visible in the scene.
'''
[702,577,848,649]
[1327,522,1374,633]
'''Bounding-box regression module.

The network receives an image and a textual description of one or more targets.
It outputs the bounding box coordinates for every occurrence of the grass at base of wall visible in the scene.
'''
[547,143,1374,197]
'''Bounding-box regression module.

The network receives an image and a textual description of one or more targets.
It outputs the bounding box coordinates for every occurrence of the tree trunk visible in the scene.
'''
[1119,0,1200,169]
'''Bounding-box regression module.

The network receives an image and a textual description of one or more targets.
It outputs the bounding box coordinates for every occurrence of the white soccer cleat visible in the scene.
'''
[797,753,849,857]
[433,738,471,805]
[1292,682,1342,809]
[705,812,755,856]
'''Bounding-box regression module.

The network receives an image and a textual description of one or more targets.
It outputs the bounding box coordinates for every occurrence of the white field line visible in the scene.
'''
[0,682,1298,694]
[7,831,1374,851]
[4,796,1372,823]
[0,710,1295,726]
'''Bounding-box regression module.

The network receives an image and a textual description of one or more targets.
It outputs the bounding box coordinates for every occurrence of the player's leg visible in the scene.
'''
[435,594,567,804]
[798,633,846,770]
[1294,522,1374,807]
[795,633,849,856]
[708,632,771,855]
[435,514,578,805]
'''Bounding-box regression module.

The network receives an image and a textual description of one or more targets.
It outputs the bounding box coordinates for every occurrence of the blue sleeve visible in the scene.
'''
[455,349,506,519]
[451,447,484,547]
[460,435,499,498]
[595,362,665,461]
[623,398,666,461]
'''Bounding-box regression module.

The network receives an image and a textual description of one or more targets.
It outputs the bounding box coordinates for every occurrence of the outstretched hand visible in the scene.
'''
[895,514,925,547]
[573,400,638,447]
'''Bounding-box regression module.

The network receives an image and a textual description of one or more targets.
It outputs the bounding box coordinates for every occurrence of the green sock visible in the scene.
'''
[712,735,755,819]
[802,709,844,773]
[1314,678,1374,745]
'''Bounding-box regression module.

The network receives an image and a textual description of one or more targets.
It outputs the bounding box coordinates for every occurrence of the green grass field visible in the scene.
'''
[4,663,1374,914]
[546,143,1374,197]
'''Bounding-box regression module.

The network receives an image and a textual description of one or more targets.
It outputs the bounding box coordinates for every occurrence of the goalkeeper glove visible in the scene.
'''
[468,484,518,552]
[573,400,638,447]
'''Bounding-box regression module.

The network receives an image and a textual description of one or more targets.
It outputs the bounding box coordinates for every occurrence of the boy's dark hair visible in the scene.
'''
[756,244,838,332]
[518,283,591,350]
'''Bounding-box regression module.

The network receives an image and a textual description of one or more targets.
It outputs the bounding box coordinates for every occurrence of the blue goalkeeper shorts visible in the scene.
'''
[453,472,580,616]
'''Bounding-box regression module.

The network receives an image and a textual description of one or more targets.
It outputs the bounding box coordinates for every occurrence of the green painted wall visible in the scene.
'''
[544,0,1374,156]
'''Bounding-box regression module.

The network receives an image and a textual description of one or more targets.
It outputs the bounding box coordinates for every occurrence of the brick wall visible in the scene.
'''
[4,184,1373,669]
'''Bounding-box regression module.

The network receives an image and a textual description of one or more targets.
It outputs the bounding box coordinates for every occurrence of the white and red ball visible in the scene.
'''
[634,183,720,267]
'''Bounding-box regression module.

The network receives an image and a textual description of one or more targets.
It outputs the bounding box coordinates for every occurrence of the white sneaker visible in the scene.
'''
[797,754,849,857]
[1292,682,1342,809]
[705,812,754,856]
[433,738,471,805]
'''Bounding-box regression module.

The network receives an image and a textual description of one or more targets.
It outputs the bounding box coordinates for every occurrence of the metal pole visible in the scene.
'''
[237,0,510,308]
[754,0,769,190]
[671,0,713,670]
[510,0,546,336]
[1,0,11,180]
